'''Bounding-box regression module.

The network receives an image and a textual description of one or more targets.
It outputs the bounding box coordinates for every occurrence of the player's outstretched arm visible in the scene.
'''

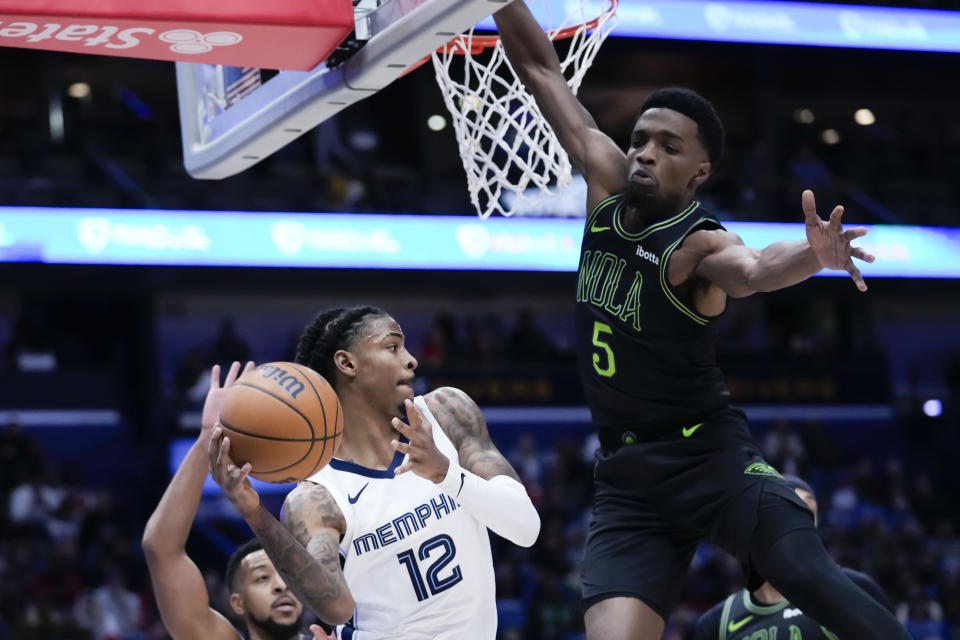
[208,428,355,625]
[142,362,253,640]
[493,0,625,207]
[691,190,876,298]
[391,391,541,547]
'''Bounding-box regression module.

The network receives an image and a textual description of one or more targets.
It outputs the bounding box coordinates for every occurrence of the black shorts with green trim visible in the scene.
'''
[580,406,813,621]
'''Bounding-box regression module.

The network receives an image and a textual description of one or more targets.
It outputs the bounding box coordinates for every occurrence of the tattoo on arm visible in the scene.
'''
[427,387,521,482]
[249,484,349,617]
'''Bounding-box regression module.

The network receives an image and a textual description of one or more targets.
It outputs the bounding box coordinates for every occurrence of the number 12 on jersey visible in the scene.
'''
[397,534,463,601]
[592,321,616,377]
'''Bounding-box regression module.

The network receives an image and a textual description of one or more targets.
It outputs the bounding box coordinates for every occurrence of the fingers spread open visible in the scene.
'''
[392,417,413,438]
[847,260,867,292]
[828,205,844,229]
[801,190,819,223]
[404,399,427,431]
[224,361,241,386]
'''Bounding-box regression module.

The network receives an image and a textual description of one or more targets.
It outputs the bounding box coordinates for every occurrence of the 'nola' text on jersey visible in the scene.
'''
[577,249,645,332]
[1,22,164,49]
[352,491,459,557]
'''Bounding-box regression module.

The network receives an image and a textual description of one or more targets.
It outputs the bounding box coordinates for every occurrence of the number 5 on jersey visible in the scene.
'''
[592,321,616,377]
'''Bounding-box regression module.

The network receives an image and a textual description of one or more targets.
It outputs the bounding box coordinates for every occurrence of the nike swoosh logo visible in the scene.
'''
[589,222,610,233]
[347,482,369,504]
[727,615,753,632]
[682,422,703,438]
[457,472,466,497]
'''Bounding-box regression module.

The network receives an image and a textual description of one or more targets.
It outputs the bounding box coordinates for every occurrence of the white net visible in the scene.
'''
[431,0,617,219]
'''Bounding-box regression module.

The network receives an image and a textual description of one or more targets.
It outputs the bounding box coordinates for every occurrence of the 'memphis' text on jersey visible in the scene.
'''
[352,491,458,557]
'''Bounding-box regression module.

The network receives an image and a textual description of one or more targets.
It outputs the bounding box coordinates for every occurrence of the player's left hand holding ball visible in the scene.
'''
[391,399,450,484]
[208,425,261,519]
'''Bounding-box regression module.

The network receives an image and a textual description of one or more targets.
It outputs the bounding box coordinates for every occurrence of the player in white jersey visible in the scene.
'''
[207,306,541,639]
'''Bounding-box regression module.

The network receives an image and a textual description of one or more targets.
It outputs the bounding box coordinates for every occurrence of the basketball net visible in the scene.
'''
[430,0,617,219]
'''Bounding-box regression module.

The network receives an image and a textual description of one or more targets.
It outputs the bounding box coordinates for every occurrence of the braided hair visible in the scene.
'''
[295,306,388,388]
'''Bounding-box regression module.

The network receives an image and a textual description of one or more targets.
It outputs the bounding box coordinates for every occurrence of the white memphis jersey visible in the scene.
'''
[305,396,496,640]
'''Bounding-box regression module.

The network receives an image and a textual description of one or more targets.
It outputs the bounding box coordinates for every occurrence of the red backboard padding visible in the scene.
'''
[0,0,354,70]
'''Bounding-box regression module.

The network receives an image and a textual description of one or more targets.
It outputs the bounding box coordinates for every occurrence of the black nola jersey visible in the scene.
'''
[575,194,730,436]
[693,569,894,640]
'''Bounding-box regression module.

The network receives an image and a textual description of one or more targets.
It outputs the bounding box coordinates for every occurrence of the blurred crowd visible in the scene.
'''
[3,109,959,228]
[2,407,960,639]
[0,421,161,640]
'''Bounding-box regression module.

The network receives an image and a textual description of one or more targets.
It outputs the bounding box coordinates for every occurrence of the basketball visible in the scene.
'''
[218,362,343,483]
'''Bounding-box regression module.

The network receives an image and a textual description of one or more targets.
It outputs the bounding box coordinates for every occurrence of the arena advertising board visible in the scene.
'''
[0,206,958,278]
[492,0,960,53]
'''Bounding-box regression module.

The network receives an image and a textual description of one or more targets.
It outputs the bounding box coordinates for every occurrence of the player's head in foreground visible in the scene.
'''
[627,87,725,213]
[294,306,418,416]
[782,474,818,525]
[225,539,304,639]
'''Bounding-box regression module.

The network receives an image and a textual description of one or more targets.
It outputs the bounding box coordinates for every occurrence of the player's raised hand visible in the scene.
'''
[801,189,876,291]
[201,360,255,434]
[391,399,450,484]
[208,425,261,519]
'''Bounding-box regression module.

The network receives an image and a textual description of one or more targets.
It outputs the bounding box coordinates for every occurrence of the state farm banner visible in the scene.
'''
[0,0,353,70]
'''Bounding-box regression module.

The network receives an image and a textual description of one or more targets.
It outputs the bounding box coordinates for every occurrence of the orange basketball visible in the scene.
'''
[219,362,343,484]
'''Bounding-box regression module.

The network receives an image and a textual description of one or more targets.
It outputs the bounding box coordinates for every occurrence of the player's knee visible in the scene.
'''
[755,530,829,593]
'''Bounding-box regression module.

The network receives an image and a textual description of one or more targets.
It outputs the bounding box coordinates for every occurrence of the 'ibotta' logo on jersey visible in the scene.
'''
[0,21,242,53]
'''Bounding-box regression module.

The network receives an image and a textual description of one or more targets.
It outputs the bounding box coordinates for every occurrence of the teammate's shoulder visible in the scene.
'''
[693,596,729,640]
[695,597,727,624]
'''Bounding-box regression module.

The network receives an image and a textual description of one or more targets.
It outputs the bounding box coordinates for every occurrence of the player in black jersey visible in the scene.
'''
[493,2,909,639]
[694,476,897,640]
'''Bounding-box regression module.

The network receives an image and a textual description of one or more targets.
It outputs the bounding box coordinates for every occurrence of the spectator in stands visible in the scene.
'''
[898,584,950,640]
[74,565,142,640]
[761,418,806,476]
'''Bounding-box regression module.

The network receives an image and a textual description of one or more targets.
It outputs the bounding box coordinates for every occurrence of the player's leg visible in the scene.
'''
[584,597,664,640]
[581,438,704,640]
[749,493,910,640]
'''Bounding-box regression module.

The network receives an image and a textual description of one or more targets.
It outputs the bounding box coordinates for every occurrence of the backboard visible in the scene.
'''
[177,0,507,180]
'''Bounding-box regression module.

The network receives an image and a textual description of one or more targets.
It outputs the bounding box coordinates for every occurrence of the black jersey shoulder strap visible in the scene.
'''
[585,193,622,229]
